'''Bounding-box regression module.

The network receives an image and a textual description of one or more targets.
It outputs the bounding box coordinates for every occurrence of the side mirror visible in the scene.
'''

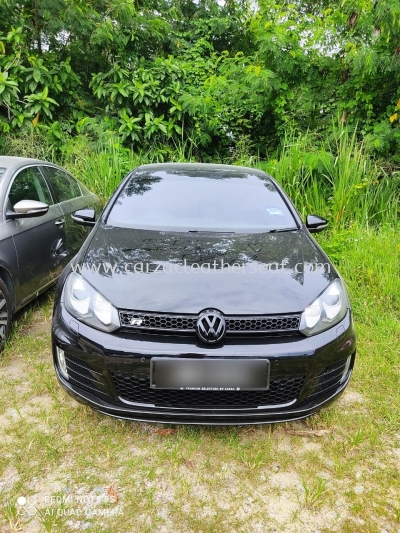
[7,200,49,219]
[71,208,96,227]
[306,215,328,233]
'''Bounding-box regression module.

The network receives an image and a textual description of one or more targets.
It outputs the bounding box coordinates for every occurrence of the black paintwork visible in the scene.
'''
[71,208,96,227]
[306,215,329,233]
[52,163,357,424]
[78,226,335,314]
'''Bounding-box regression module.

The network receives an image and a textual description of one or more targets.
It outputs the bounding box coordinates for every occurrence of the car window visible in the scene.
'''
[108,171,297,233]
[41,166,82,203]
[8,166,53,208]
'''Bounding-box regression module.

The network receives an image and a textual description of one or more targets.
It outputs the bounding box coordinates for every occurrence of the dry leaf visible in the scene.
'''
[155,428,176,435]
[107,484,119,503]
[183,459,195,470]
[32,112,40,127]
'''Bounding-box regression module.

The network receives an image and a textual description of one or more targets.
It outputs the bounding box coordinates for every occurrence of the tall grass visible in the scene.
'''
[60,137,145,202]
[1,124,398,227]
[59,135,198,202]
[260,125,399,228]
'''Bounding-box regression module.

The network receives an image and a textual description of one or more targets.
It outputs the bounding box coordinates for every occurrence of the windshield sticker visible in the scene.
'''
[266,207,284,216]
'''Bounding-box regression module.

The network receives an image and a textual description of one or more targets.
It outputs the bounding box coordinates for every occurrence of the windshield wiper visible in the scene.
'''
[268,227,298,233]
[188,230,235,234]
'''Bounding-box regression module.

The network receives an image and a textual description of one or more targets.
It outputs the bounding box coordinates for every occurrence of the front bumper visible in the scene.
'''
[52,304,356,425]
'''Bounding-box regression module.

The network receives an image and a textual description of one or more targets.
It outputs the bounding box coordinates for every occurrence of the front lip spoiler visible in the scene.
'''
[55,366,352,425]
[117,395,298,410]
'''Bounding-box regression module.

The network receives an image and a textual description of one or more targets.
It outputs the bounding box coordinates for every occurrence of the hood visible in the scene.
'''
[77,225,336,314]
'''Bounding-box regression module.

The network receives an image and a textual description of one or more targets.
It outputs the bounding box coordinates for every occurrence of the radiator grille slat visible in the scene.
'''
[65,354,104,393]
[313,358,348,396]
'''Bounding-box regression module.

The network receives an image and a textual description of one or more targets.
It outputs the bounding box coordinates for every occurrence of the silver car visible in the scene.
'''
[0,156,99,349]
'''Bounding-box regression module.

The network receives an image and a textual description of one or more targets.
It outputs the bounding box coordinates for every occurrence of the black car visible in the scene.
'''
[52,163,356,425]
[0,156,99,350]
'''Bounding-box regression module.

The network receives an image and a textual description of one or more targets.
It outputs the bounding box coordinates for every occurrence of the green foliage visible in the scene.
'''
[0,0,400,164]
[89,57,185,145]
[262,123,399,228]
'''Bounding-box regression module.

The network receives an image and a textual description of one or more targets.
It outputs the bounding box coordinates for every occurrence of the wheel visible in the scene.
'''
[0,279,12,352]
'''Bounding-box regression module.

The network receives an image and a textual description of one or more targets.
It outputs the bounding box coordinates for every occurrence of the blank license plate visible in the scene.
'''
[150,358,270,390]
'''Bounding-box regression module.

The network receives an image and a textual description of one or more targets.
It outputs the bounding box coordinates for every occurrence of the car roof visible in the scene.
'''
[0,156,53,173]
[132,162,271,179]
[0,155,58,176]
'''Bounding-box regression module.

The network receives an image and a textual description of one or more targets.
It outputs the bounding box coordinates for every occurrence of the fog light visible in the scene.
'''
[340,355,352,384]
[56,347,69,380]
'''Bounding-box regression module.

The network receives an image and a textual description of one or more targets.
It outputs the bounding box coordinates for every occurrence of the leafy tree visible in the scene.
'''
[0,0,399,158]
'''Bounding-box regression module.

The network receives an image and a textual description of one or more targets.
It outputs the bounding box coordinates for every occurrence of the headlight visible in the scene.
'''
[63,272,120,332]
[300,279,348,336]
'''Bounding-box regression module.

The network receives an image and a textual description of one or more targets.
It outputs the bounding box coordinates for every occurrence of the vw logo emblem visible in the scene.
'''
[196,309,226,344]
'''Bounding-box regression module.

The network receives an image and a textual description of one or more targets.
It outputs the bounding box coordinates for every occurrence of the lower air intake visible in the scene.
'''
[111,374,305,408]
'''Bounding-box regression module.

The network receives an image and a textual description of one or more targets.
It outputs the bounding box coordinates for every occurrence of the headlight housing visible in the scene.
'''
[300,279,348,336]
[63,272,120,332]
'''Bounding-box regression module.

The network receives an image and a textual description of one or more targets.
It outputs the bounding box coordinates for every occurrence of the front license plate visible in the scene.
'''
[150,358,270,390]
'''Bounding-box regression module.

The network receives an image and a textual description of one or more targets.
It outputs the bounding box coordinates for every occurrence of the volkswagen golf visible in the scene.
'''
[52,163,356,425]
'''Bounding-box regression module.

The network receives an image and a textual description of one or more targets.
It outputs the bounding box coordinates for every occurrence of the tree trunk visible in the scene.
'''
[34,0,42,54]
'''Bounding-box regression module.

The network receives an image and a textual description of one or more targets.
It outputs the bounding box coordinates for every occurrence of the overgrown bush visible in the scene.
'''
[1,1,400,158]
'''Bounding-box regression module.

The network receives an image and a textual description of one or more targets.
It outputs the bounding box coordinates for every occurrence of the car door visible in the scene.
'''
[40,166,92,261]
[5,165,66,305]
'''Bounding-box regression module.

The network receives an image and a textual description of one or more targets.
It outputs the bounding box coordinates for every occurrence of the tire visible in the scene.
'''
[0,279,12,352]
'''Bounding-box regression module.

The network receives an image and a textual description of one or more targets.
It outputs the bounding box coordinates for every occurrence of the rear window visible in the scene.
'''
[41,166,82,203]
[107,172,297,233]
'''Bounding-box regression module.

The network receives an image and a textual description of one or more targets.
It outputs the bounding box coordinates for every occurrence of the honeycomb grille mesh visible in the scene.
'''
[120,312,197,331]
[119,311,300,335]
[112,374,305,408]
[225,316,300,331]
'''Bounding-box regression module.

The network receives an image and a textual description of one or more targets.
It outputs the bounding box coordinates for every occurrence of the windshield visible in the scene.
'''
[107,170,297,233]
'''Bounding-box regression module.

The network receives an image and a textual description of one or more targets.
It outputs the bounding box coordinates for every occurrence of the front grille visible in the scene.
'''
[119,311,300,337]
[120,312,197,331]
[313,358,348,396]
[111,374,305,408]
[65,354,103,393]
[225,316,300,332]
